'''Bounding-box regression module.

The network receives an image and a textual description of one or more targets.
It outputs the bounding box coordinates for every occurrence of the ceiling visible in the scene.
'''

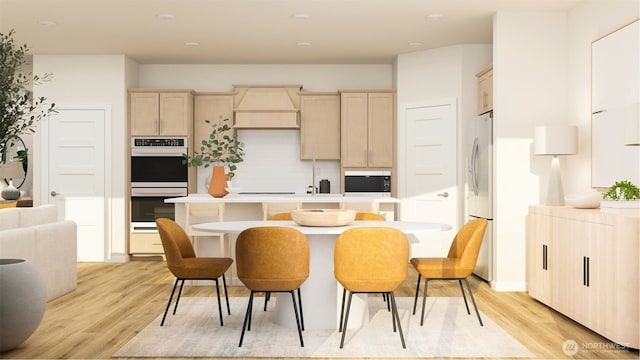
[0,0,583,64]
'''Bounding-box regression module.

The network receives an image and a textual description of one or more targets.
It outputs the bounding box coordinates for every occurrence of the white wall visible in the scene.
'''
[565,0,640,194]
[493,11,568,291]
[33,55,129,261]
[138,64,393,193]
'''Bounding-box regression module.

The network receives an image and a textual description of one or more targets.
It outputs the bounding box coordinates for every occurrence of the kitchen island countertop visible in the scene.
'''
[166,193,399,203]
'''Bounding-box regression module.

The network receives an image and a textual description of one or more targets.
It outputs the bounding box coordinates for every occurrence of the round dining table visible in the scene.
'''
[193,220,451,330]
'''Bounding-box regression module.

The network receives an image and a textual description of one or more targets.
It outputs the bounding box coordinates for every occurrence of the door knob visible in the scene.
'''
[437,192,449,198]
[50,191,59,197]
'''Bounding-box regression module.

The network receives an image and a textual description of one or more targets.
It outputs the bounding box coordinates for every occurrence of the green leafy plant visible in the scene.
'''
[602,180,640,201]
[183,118,244,172]
[0,29,57,155]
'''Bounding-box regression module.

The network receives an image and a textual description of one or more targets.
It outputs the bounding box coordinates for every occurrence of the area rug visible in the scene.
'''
[113,297,534,358]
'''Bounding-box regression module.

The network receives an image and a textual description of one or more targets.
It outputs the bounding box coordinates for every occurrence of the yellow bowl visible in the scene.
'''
[291,209,356,227]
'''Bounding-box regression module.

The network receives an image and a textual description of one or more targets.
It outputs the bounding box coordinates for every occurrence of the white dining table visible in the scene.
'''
[193,220,451,330]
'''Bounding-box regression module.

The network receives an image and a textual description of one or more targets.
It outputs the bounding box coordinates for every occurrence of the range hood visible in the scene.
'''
[233,84,302,128]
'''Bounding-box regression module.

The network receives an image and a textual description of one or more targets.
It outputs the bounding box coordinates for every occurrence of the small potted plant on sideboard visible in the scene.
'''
[601,180,640,214]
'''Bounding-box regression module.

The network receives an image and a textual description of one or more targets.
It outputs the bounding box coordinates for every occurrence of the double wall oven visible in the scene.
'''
[130,137,188,239]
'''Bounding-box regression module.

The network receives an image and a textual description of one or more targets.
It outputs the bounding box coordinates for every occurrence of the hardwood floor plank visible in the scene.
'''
[0,261,637,359]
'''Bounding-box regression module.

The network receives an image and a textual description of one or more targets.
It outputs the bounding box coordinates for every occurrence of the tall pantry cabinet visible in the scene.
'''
[340,90,395,168]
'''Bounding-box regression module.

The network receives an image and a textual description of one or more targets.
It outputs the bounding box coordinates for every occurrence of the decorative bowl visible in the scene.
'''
[291,209,356,227]
[564,192,601,209]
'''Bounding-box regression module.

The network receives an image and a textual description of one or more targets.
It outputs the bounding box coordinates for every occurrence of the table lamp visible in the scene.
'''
[534,125,578,206]
[0,161,24,200]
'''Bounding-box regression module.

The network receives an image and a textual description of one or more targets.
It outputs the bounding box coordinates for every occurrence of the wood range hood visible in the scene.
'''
[233,84,302,129]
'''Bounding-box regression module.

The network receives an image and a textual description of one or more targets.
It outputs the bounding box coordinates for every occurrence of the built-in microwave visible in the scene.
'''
[344,170,391,196]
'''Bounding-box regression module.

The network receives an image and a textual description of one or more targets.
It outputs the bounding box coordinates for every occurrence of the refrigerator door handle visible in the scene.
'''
[471,137,479,196]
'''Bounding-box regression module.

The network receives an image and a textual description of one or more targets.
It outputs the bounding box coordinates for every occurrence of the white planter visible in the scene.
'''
[601,200,640,214]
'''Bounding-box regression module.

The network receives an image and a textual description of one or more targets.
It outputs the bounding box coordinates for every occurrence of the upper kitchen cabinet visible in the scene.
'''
[233,85,302,128]
[299,92,341,160]
[129,89,194,136]
[476,65,493,115]
[194,93,235,149]
[340,90,395,168]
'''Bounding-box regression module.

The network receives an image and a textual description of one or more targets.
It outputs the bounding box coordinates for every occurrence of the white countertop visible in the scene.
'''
[166,193,399,203]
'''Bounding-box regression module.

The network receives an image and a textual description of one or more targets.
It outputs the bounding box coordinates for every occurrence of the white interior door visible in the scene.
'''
[402,99,457,257]
[46,105,109,262]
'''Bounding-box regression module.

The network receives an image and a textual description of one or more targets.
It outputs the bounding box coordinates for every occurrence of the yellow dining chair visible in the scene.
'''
[410,218,488,326]
[354,212,386,221]
[267,212,293,220]
[155,218,233,326]
[334,227,409,349]
[235,226,310,347]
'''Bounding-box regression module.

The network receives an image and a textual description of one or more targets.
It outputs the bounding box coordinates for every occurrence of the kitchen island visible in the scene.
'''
[166,193,400,285]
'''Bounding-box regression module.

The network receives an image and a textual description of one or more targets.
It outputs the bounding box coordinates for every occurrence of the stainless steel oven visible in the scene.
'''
[344,170,391,196]
[130,137,188,235]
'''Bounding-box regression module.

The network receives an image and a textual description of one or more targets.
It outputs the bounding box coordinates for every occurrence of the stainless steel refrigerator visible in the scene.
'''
[467,111,493,282]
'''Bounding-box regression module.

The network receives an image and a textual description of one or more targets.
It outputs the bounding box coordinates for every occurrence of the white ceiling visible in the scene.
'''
[1,0,583,64]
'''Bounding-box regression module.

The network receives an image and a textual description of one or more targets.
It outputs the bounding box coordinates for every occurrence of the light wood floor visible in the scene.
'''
[1,260,638,360]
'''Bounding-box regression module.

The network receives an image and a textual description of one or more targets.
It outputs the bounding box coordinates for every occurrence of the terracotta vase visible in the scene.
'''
[208,165,228,198]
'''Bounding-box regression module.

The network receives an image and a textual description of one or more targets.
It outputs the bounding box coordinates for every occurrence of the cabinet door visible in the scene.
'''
[367,92,394,167]
[194,95,234,150]
[341,93,369,167]
[476,69,493,115]
[300,94,340,160]
[159,92,191,136]
[130,92,160,136]
[526,212,553,305]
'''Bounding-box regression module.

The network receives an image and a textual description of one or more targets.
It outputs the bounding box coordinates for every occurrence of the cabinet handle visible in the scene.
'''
[582,256,591,287]
[542,244,547,270]
[483,92,488,108]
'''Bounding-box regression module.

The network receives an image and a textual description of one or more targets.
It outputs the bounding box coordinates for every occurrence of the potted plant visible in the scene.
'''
[601,180,640,211]
[0,30,57,156]
[183,118,244,197]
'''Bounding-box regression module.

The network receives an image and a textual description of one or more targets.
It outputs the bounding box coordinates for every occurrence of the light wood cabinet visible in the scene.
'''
[129,90,193,136]
[129,233,163,254]
[299,92,340,160]
[476,66,493,115]
[192,93,235,192]
[233,85,301,128]
[527,206,639,348]
[340,91,395,168]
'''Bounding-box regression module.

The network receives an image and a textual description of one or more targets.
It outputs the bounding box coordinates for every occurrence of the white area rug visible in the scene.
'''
[114,297,534,358]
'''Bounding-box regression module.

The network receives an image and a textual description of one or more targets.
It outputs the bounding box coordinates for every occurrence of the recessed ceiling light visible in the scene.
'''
[426,13,444,22]
[408,41,424,47]
[157,13,175,21]
[38,20,58,27]
[296,41,312,48]
[292,13,310,21]
[185,42,200,46]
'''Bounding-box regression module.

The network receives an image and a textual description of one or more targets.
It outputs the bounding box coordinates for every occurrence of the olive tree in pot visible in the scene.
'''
[0,30,56,199]
[183,118,244,197]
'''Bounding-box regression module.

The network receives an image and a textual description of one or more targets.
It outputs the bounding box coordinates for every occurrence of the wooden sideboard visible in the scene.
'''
[527,205,639,348]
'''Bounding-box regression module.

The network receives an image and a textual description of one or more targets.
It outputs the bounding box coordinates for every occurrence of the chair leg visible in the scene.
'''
[239,291,255,347]
[160,278,180,326]
[290,291,304,347]
[338,288,347,332]
[389,292,406,349]
[458,279,471,314]
[264,292,270,311]
[297,288,305,331]
[339,291,354,348]
[214,278,224,326]
[222,274,231,315]
[173,279,186,315]
[413,273,422,315]
[463,278,483,326]
[382,293,390,311]
[419,278,430,326]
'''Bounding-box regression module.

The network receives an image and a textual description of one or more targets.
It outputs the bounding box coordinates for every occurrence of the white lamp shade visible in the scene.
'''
[0,161,24,179]
[534,125,578,155]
